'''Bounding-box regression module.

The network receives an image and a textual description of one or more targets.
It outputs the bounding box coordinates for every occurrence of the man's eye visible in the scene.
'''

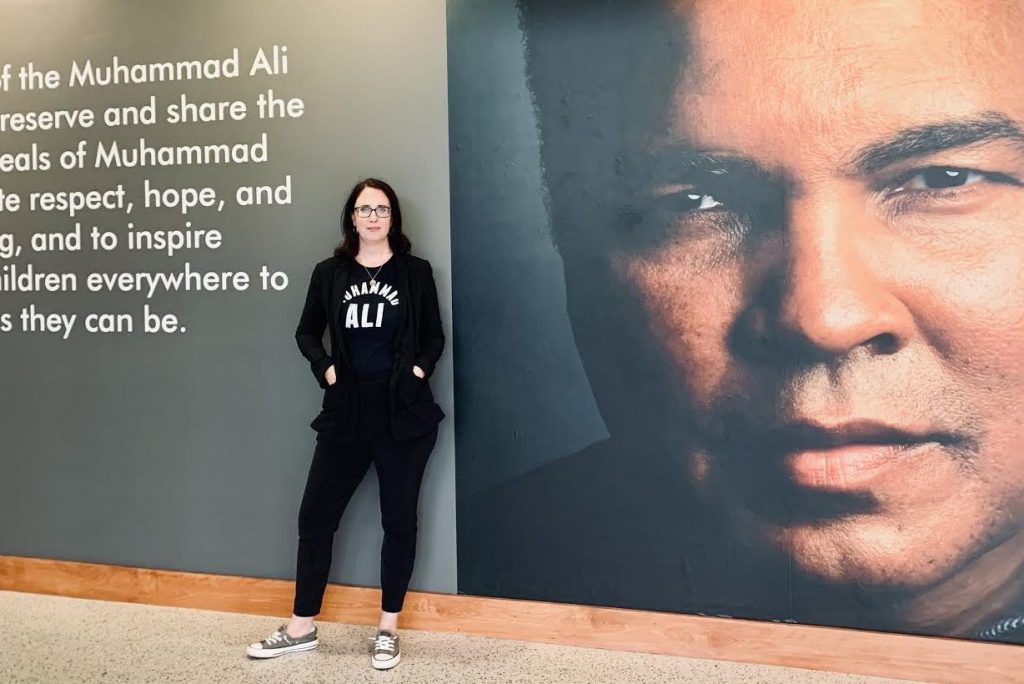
[687,192,723,210]
[665,191,723,212]
[902,167,984,191]
[651,187,727,216]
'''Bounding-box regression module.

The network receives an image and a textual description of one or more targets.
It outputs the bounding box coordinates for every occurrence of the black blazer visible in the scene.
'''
[295,252,445,441]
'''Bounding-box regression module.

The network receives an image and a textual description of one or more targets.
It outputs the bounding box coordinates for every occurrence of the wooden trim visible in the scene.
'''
[1,555,1019,682]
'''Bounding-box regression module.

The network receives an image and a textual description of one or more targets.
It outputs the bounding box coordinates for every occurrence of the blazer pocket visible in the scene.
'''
[398,366,428,403]
[321,382,347,409]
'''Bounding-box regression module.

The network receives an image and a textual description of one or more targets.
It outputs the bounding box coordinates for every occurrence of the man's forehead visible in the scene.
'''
[664,0,1024,161]
[670,0,1021,32]
[671,0,1019,81]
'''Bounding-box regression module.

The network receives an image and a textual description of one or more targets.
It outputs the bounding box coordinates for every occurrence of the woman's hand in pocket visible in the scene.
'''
[325,364,337,386]
[412,365,426,379]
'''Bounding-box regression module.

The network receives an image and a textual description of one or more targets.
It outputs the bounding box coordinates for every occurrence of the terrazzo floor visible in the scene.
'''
[1,590,916,683]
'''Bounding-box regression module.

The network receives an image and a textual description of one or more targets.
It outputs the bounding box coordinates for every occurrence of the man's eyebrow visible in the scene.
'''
[647,145,778,182]
[851,112,1024,175]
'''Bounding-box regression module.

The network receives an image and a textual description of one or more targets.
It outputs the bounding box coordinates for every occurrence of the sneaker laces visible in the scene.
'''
[373,633,396,653]
[265,630,290,646]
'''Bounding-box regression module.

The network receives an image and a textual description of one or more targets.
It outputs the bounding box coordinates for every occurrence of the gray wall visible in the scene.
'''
[0,0,456,594]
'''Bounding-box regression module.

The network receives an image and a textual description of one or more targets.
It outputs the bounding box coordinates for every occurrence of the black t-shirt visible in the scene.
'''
[341,258,402,381]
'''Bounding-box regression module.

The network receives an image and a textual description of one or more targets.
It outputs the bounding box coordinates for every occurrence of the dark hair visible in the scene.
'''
[517,0,686,249]
[515,1,692,439]
[335,178,411,258]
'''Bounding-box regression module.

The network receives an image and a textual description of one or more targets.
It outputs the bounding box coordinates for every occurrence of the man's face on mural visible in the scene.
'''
[609,0,1024,593]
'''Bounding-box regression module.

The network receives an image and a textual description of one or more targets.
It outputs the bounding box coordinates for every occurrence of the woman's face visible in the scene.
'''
[352,187,393,245]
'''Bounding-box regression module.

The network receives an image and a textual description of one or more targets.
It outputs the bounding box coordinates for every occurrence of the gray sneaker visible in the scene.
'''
[246,624,319,659]
[371,630,401,670]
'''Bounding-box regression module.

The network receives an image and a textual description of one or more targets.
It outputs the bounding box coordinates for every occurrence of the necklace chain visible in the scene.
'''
[359,259,387,285]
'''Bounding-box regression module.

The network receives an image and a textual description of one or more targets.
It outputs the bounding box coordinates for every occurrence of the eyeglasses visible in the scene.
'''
[354,205,392,219]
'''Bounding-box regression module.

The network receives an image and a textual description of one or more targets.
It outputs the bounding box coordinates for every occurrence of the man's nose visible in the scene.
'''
[764,196,912,359]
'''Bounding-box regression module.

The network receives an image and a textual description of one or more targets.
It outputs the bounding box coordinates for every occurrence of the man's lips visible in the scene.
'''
[764,421,961,491]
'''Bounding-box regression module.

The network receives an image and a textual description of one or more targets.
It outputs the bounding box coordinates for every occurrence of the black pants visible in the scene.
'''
[293,380,437,616]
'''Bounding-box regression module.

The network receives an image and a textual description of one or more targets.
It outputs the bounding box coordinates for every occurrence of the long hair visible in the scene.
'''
[335,178,412,258]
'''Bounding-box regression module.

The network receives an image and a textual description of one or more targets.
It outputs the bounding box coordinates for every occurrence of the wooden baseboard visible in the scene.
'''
[0,555,1020,682]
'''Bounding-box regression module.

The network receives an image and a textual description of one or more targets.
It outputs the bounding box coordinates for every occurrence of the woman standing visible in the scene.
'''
[247,178,445,670]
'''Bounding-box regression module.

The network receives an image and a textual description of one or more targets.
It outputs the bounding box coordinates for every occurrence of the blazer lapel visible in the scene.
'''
[394,253,411,341]
[331,256,351,365]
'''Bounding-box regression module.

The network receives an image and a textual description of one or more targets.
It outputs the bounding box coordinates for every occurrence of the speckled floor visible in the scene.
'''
[2,590,913,684]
